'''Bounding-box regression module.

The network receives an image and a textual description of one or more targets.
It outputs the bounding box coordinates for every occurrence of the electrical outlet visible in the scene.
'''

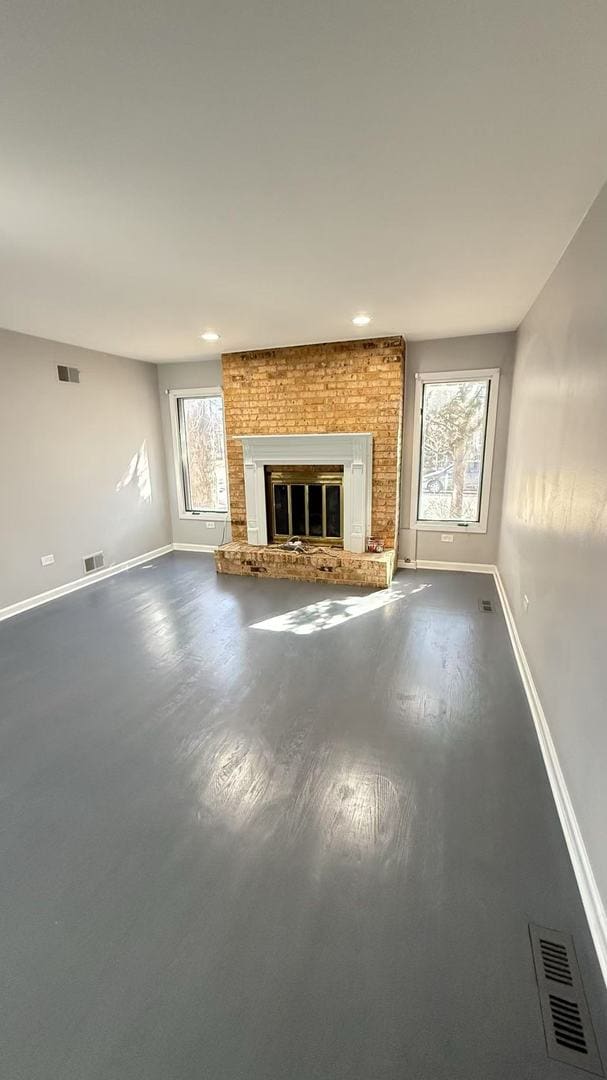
[440,534,454,543]
[205,521,216,530]
[40,554,55,566]
[523,593,529,612]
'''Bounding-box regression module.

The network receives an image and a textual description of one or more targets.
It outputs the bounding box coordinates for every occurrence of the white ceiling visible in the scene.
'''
[1,1,607,363]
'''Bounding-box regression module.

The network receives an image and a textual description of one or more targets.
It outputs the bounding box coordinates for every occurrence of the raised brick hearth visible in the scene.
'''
[215,542,396,588]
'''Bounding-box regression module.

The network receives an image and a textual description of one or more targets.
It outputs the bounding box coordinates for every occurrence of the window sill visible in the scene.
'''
[411,522,487,534]
[178,511,229,522]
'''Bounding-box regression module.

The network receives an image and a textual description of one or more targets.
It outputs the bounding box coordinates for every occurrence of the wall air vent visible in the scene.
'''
[83,552,105,574]
[57,365,80,383]
[529,924,604,1075]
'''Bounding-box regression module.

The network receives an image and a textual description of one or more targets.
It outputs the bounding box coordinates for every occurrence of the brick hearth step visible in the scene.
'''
[214,542,396,588]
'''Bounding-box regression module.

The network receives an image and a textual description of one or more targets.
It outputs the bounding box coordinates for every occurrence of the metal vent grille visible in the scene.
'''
[529,924,604,1075]
[550,995,588,1054]
[83,552,104,574]
[540,937,573,986]
[57,365,80,383]
[478,598,493,613]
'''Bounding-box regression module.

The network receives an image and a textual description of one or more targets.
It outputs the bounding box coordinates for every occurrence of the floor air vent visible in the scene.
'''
[478,598,493,612]
[83,552,105,574]
[529,924,604,1075]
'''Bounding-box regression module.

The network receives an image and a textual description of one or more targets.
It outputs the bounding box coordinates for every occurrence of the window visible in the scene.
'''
[170,389,228,517]
[410,368,500,533]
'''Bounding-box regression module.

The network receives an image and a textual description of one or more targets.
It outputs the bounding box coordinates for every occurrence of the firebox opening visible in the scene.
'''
[265,465,344,546]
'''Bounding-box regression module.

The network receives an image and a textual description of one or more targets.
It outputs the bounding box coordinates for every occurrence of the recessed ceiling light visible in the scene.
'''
[200,330,220,342]
[352,313,371,326]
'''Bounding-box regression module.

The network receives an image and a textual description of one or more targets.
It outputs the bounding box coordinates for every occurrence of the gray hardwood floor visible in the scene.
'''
[1,552,605,1079]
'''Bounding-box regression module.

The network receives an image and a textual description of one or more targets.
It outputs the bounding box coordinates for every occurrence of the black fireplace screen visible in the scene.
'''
[265,467,343,545]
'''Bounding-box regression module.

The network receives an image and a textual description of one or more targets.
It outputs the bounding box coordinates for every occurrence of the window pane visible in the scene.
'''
[417,379,489,523]
[273,484,289,535]
[308,484,323,536]
[326,485,342,538]
[180,396,228,512]
[291,484,306,536]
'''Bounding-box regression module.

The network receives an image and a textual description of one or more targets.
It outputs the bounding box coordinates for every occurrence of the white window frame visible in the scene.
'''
[410,368,500,534]
[168,387,229,521]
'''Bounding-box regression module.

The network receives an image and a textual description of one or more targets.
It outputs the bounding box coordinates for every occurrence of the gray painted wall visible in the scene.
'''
[0,329,171,609]
[159,340,515,562]
[156,360,232,547]
[498,182,607,913]
[399,333,515,566]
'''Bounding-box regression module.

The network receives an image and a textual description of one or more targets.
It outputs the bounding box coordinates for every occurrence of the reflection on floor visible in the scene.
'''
[250,579,430,634]
[1,552,605,1080]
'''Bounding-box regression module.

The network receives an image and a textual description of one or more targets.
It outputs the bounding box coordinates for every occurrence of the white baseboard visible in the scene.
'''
[397,559,494,573]
[415,559,495,574]
[173,543,217,553]
[493,567,607,989]
[0,544,173,623]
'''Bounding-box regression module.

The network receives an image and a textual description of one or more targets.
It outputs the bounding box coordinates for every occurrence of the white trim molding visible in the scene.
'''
[173,543,217,553]
[415,559,495,574]
[493,567,607,989]
[0,545,174,623]
[410,367,500,535]
[236,432,373,554]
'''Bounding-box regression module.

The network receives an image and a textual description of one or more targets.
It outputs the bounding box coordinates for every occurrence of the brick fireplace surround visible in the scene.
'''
[216,336,405,587]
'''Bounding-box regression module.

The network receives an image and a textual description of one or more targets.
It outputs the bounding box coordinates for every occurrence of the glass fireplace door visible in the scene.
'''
[265,468,343,545]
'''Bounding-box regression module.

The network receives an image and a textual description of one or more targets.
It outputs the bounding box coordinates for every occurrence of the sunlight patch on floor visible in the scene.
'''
[250,581,430,634]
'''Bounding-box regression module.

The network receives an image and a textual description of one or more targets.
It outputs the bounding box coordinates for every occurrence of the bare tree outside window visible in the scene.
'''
[417,379,489,522]
[179,396,228,512]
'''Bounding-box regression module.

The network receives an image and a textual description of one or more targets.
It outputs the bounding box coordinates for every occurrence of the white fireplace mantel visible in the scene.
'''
[236,433,373,553]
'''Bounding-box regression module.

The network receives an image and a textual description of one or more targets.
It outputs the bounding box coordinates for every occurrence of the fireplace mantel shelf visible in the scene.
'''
[237,432,373,554]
